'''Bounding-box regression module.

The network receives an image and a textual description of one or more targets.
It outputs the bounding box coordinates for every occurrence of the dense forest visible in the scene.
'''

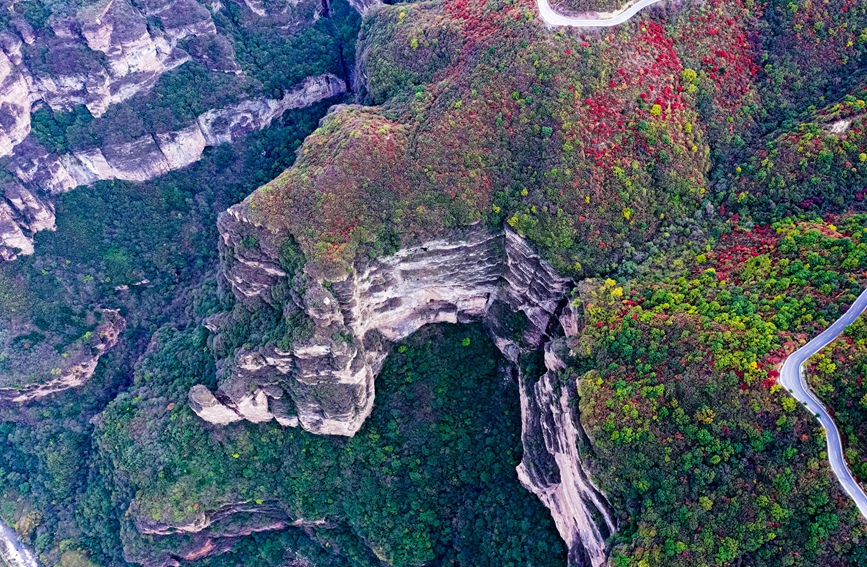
[807,314,867,492]
[97,323,566,566]
[578,215,867,566]
[3,0,867,565]
[0,94,340,565]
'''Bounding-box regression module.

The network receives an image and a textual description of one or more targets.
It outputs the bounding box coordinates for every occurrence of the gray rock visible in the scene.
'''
[0,73,346,260]
[188,385,243,425]
[194,214,617,565]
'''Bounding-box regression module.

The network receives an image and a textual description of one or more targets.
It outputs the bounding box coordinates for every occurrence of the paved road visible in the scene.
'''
[536,0,665,27]
[0,520,37,567]
[779,288,867,519]
[533,0,867,524]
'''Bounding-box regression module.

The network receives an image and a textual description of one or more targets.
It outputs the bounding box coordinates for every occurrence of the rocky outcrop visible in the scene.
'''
[193,211,616,565]
[125,500,327,567]
[0,73,346,260]
[0,180,55,260]
[346,0,382,16]
[0,0,353,260]
[0,0,345,165]
[0,309,125,402]
[197,74,347,146]
[3,0,233,125]
[517,340,617,567]
[0,46,31,158]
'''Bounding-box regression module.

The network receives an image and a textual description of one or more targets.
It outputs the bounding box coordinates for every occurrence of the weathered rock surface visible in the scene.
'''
[0,0,358,261]
[0,309,125,402]
[125,500,326,567]
[517,340,617,567]
[194,211,616,565]
[0,73,346,259]
[0,0,234,127]
[0,180,55,260]
[188,384,244,424]
[0,47,31,158]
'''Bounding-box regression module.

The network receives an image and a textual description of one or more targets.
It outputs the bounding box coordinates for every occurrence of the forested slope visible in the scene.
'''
[2,0,867,566]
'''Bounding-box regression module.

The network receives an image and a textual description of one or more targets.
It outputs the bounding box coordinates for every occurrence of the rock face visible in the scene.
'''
[0,309,125,402]
[0,46,31,158]
[125,500,326,567]
[2,0,233,127]
[0,0,355,261]
[517,340,618,567]
[194,206,616,565]
[0,73,346,259]
[0,180,55,260]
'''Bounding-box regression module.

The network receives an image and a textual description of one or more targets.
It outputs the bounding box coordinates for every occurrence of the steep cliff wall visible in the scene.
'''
[123,500,325,567]
[0,309,125,402]
[0,73,346,260]
[0,0,367,261]
[0,0,221,133]
[190,202,616,565]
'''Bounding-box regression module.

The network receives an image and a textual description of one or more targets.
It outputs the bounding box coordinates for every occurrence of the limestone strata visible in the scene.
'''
[0,74,346,260]
[198,74,347,146]
[0,47,31,158]
[0,181,54,260]
[15,0,229,121]
[195,213,616,564]
[0,0,340,155]
[126,500,325,567]
[0,310,125,402]
[517,341,617,567]
[0,0,344,260]
[188,385,243,425]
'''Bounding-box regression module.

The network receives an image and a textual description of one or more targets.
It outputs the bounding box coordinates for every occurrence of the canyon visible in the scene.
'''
[0,0,350,261]
[185,196,617,566]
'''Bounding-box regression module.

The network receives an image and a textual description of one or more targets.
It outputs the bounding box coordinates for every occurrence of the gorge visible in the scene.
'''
[0,0,352,261]
[4,0,867,564]
[188,195,617,566]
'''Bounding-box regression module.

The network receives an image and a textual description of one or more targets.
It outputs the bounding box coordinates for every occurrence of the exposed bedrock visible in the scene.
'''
[0,0,344,166]
[0,0,352,261]
[0,0,223,132]
[0,309,125,402]
[192,204,616,565]
[517,340,618,567]
[125,500,327,567]
[0,73,346,260]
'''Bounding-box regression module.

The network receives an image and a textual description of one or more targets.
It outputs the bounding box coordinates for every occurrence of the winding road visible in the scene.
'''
[779,288,867,519]
[536,0,665,27]
[532,0,867,521]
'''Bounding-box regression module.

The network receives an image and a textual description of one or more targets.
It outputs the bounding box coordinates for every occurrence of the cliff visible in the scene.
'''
[0,308,125,402]
[189,202,616,565]
[0,0,368,261]
[123,501,326,567]
[0,72,346,260]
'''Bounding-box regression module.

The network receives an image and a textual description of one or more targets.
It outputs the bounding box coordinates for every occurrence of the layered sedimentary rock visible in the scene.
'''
[0,309,125,402]
[0,0,234,128]
[0,180,54,260]
[0,47,31,158]
[0,73,346,259]
[193,206,616,565]
[0,0,340,164]
[517,340,617,567]
[0,0,353,260]
[125,500,325,567]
